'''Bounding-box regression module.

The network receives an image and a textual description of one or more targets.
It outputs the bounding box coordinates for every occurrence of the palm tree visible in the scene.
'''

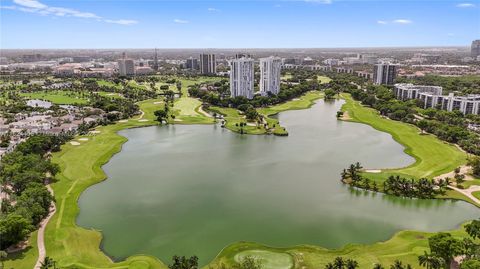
[325,263,335,269]
[418,252,444,269]
[372,264,385,269]
[345,259,359,269]
[334,257,345,269]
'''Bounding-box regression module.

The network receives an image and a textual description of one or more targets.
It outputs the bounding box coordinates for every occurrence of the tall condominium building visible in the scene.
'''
[118,59,135,76]
[373,64,397,85]
[200,53,216,74]
[229,57,255,99]
[471,40,480,58]
[259,56,282,96]
[153,48,159,71]
[185,57,199,70]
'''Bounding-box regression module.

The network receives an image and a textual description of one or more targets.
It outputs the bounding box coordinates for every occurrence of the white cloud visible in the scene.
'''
[174,19,189,24]
[14,0,46,9]
[392,19,412,24]
[7,0,136,25]
[0,5,18,10]
[304,0,332,4]
[456,3,475,8]
[377,20,387,24]
[207,7,220,12]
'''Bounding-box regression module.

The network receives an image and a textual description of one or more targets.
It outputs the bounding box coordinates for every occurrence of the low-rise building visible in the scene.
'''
[394,83,480,115]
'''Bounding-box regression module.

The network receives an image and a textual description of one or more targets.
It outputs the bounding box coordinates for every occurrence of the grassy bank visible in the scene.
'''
[340,93,467,179]
[340,93,475,204]
[209,224,473,269]
[210,91,324,136]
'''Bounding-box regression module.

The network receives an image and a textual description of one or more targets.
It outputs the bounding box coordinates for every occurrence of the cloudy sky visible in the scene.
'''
[0,0,479,48]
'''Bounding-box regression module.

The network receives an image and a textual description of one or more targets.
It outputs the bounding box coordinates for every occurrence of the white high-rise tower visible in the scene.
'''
[229,56,254,99]
[259,56,282,96]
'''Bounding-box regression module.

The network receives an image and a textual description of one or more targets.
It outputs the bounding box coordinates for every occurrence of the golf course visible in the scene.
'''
[4,87,479,269]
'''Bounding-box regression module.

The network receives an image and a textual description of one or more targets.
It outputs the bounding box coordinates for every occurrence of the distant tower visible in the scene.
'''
[373,63,397,85]
[153,48,159,71]
[471,40,480,58]
[200,53,216,74]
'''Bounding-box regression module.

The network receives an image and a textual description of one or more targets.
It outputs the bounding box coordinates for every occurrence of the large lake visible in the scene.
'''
[77,99,479,264]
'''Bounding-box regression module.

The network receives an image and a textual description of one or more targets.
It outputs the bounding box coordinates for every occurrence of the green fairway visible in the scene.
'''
[340,93,467,180]
[474,191,480,200]
[20,91,89,105]
[234,250,293,269]
[96,91,123,98]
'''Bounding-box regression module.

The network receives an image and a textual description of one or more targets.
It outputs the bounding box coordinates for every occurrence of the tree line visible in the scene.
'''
[0,134,70,250]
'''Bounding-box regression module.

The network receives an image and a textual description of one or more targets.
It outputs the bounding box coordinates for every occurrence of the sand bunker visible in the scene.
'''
[70,141,80,146]
[89,131,101,134]
[138,119,149,122]
[154,101,163,105]
[78,138,89,141]
[118,120,128,123]
[365,169,381,173]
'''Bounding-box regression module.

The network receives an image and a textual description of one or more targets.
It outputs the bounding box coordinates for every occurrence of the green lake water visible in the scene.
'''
[77,99,479,264]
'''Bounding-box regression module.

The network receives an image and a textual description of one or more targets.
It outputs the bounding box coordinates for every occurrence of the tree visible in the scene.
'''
[168,255,198,269]
[468,157,480,177]
[465,219,480,240]
[0,214,33,249]
[334,257,345,269]
[345,259,359,269]
[461,260,480,269]
[324,89,336,100]
[40,256,56,269]
[154,109,168,124]
[428,233,464,269]
[373,264,385,269]
[418,252,444,269]
[418,120,429,134]
[233,256,262,269]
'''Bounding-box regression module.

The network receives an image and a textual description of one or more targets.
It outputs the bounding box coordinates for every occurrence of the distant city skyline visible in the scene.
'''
[0,0,479,49]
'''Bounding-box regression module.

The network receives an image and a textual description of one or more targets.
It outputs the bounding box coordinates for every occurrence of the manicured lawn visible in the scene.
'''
[96,80,123,90]
[473,191,480,200]
[208,224,473,269]
[340,93,467,180]
[20,91,89,105]
[317,76,331,84]
[96,91,123,99]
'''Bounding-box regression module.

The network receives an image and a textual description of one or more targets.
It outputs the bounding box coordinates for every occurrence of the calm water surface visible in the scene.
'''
[77,100,479,264]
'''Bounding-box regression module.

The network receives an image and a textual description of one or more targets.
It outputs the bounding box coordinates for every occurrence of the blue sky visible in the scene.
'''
[0,0,479,48]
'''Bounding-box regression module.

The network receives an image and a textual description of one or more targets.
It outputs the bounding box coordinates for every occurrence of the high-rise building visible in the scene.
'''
[118,56,135,77]
[259,56,282,96]
[185,57,199,70]
[229,56,254,99]
[200,53,216,74]
[373,64,397,85]
[153,48,159,71]
[471,40,480,58]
